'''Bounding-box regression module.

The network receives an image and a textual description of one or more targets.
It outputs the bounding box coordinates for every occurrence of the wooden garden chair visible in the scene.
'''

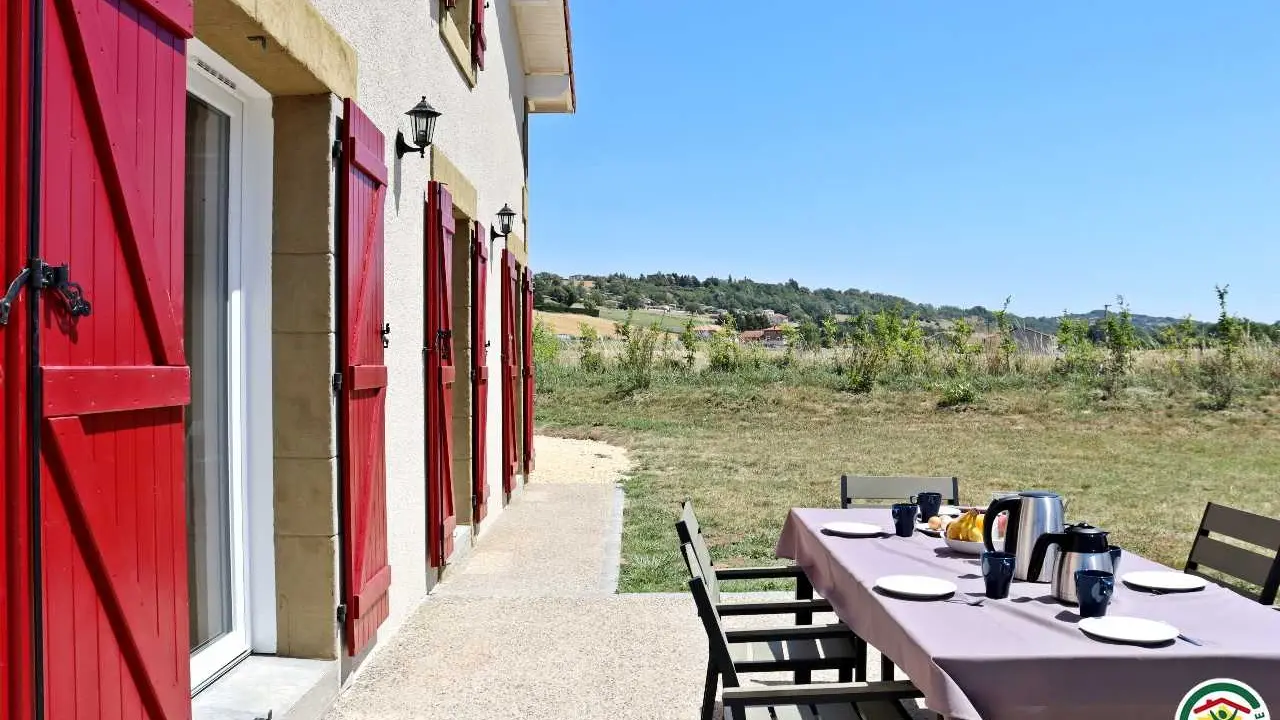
[1185,502,1280,606]
[685,544,923,720]
[838,475,960,683]
[839,475,960,509]
[676,501,832,622]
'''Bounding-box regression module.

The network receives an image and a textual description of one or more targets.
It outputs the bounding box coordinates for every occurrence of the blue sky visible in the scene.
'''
[528,2,1280,322]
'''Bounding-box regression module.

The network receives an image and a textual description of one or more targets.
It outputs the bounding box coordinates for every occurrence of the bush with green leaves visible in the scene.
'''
[532,320,559,368]
[989,297,1018,374]
[937,380,977,408]
[577,323,605,373]
[943,318,982,376]
[678,319,700,369]
[1054,314,1101,377]
[1199,285,1244,410]
[615,312,662,392]
[1100,297,1139,397]
[707,315,749,373]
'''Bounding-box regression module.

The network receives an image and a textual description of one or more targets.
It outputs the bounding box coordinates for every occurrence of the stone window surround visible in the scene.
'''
[430,149,481,528]
[440,0,478,88]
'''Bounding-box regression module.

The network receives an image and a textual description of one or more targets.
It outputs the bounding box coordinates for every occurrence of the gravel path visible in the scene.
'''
[527,435,630,485]
[325,434,923,720]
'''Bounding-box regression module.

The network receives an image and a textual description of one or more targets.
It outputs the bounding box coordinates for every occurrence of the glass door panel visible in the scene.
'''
[185,95,233,654]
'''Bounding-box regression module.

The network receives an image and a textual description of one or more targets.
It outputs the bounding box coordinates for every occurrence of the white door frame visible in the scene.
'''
[185,39,276,693]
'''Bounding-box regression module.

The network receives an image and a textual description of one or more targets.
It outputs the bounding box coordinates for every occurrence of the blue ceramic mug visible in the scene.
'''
[981,551,1016,599]
[912,492,944,521]
[890,503,918,537]
[1075,569,1115,618]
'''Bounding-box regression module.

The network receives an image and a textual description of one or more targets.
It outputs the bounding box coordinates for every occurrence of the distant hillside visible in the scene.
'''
[532,271,1280,344]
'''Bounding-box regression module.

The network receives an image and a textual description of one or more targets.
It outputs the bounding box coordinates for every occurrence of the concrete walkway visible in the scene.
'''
[324,436,920,720]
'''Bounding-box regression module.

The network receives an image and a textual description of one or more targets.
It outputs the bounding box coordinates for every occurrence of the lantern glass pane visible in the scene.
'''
[420,115,437,147]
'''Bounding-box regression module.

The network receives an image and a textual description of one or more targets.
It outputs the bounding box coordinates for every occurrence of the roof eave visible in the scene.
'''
[513,0,576,114]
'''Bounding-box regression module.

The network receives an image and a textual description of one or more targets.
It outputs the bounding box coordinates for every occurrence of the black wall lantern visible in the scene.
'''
[490,204,517,242]
[395,96,441,158]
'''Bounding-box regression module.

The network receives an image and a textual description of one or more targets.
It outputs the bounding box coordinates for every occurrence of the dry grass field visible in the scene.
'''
[534,310,620,337]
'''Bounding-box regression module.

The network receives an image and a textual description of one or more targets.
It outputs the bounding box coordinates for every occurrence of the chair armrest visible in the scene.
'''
[722,680,922,707]
[716,598,833,616]
[715,565,805,580]
[724,622,852,643]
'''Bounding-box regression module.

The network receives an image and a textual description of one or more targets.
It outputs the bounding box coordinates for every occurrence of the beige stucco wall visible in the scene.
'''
[303,0,532,648]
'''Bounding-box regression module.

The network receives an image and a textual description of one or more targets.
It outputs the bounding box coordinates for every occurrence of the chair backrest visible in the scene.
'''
[682,543,740,688]
[676,501,721,604]
[840,475,960,509]
[1185,502,1280,605]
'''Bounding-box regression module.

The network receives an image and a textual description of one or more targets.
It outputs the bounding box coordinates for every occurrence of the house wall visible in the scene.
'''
[304,0,531,642]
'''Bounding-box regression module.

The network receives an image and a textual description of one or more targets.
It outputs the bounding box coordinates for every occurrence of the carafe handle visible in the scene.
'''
[1026,531,1068,584]
[984,497,1020,551]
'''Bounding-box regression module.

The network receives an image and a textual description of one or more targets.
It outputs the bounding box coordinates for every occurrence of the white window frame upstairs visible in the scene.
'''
[185,38,276,694]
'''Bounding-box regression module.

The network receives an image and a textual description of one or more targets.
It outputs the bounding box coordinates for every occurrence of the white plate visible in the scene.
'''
[943,536,986,555]
[1078,616,1179,645]
[938,505,962,517]
[1121,571,1208,593]
[875,575,958,600]
[821,521,885,538]
[915,522,941,536]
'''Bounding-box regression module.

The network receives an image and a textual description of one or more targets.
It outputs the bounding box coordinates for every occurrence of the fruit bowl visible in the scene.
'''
[943,536,987,556]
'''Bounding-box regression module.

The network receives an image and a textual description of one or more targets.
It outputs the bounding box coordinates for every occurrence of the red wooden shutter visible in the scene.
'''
[521,267,535,473]
[339,99,391,656]
[471,0,487,70]
[500,249,519,494]
[38,0,194,717]
[426,182,457,567]
[471,222,490,522]
[2,2,36,716]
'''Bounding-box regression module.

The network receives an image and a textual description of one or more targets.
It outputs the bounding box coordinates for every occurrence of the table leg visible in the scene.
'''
[795,575,814,625]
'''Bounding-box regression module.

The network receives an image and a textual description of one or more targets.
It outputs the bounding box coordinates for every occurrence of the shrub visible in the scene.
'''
[834,344,888,394]
[989,297,1018,375]
[616,312,662,392]
[707,315,748,373]
[1055,314,1102,378]
[678,319,700,370]
[532,320,559,369]
[1199,285,1244,410]
[1100,297,1139,398]
[937,381,978,408]
[578,323,605,373]
[943,319,982,376]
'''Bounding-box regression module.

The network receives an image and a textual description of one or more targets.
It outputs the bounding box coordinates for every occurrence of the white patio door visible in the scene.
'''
[185,42,274,692]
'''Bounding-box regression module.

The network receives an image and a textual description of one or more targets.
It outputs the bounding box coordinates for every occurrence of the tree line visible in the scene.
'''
[533,271,1280,346]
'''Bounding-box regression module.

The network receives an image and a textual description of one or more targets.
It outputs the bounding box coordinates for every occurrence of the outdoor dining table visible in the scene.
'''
[776,507,1280,720]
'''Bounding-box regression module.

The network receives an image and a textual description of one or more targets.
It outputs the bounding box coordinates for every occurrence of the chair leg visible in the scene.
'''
[880,653,894,681]
[702,660,717,720]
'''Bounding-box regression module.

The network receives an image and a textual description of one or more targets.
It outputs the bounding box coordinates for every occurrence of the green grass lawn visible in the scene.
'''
[535,368,1280,593]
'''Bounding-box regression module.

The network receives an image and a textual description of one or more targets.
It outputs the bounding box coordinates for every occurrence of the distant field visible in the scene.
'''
[534,310,619,337]
[536,308,715,337]
[597,308,714,333]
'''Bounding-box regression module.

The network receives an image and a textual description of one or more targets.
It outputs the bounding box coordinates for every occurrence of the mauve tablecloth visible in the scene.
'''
[775,507,1280,720]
